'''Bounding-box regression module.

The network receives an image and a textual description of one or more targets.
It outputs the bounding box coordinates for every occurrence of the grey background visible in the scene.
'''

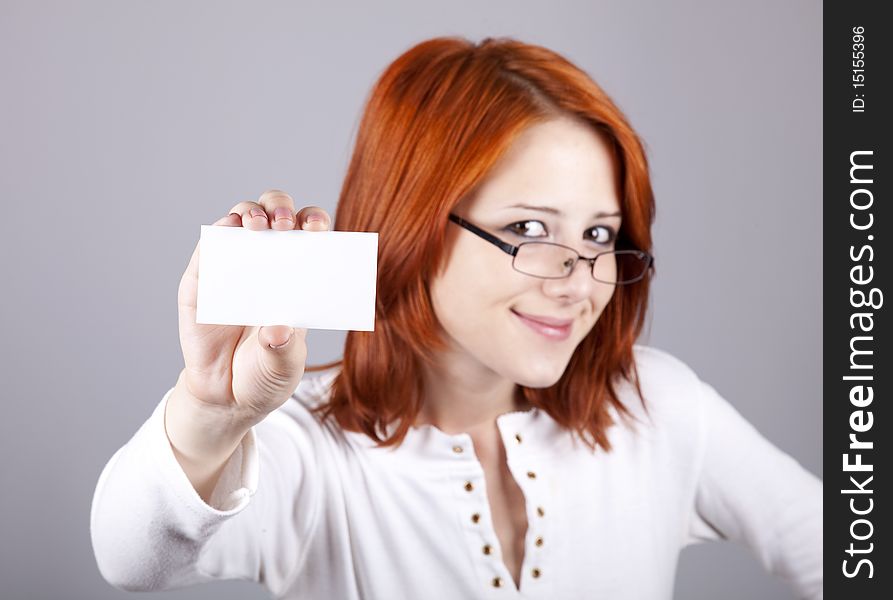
[0,0,821,598]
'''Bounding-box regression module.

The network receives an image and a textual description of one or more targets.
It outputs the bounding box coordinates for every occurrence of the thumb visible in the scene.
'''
[259,325,304,350]
[257,325,307,380]
[255,325,309,384]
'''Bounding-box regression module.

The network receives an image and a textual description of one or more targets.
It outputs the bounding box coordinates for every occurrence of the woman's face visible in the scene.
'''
[429,116,622,389]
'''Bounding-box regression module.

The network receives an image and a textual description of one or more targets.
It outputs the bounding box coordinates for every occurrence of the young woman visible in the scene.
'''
[90,36,822,599]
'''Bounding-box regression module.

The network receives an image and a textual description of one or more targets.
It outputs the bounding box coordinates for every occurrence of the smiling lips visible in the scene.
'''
[512,309,574,341]
[512,309,574,327]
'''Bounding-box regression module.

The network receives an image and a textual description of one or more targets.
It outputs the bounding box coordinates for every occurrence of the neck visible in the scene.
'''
[416,357,531,436]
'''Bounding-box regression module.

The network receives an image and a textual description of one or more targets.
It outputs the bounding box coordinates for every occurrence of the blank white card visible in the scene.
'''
[196,225,379,331]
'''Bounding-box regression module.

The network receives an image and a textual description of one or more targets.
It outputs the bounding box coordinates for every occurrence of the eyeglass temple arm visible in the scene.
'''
[448,214,518,256]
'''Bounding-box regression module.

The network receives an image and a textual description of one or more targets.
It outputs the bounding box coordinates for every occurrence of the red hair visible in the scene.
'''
[305,36,656,452]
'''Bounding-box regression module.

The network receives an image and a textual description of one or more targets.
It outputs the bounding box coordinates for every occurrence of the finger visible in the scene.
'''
[228,190,299,232]
[258,325,310,380]
[215,213,243,227]
[178,240,200,312]
[258,190,299,231]
[294,206,332,231]
[179,213,242,316]
[227,201,271,231]
[258,325,307,349]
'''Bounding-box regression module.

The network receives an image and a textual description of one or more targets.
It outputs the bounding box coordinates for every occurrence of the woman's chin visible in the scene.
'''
[510,361,568,389]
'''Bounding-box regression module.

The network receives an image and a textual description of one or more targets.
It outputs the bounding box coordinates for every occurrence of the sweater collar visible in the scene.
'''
[346,404,566,465]
[308,367,566,463]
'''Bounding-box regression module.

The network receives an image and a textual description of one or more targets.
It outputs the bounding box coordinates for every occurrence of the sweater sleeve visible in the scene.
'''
[682,379,823,600]
[90,385,323,595]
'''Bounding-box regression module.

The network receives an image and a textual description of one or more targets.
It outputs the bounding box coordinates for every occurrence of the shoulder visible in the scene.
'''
[629,344,703,397]
[620,344,707,427]
[291,365,342,411]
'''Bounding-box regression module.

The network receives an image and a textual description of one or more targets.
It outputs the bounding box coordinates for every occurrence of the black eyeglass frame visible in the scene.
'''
[447,213,654,285]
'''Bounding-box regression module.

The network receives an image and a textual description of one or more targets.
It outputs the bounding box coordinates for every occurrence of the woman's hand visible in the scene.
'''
[177,189,331,423]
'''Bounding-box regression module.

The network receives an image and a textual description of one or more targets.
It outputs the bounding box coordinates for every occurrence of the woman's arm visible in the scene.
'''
[89,383,323,594]
[683,379,823,599]
[164,368,255,504]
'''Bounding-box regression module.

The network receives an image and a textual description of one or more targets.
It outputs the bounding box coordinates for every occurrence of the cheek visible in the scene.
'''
[436,244,516,301]
[587,285,617,327]
[596,284,616,309]
[430,251,522,338]
[433,270,500,328]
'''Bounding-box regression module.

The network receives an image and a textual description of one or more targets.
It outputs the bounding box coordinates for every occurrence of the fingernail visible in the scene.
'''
[306,214,324,224]
[273,207,294,222]
[250,207,267,219]
[269,333,293,349]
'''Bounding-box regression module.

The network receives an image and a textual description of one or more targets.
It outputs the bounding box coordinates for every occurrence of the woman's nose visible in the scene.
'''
[543,258,597,299]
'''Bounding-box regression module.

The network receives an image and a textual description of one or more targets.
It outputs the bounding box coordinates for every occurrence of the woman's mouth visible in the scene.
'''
[511,309,573,341]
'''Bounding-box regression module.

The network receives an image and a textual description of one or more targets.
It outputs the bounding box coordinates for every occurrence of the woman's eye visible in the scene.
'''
[504,220,547,237]
[504,221,617,245]
[589,225,616,245]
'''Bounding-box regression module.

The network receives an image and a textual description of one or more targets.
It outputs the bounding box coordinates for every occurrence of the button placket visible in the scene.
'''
[506,427,548,588]
[452,435,515,592]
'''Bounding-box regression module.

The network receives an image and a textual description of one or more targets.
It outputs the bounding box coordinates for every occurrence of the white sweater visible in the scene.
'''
[90,345,822,599]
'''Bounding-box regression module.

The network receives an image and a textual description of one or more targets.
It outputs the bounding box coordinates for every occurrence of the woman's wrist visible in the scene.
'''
[164,370,255,501]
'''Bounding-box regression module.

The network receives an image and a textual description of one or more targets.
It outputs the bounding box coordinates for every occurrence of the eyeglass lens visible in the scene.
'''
[513,243,649,284]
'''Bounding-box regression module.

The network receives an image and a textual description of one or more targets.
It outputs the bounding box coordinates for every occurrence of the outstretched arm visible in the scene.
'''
[683,379,823,599]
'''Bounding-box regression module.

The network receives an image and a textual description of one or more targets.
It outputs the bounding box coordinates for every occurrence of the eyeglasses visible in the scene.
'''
[448,213,654,285]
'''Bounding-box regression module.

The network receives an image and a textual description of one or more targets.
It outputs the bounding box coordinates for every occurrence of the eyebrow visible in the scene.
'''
[505,203,622,219]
